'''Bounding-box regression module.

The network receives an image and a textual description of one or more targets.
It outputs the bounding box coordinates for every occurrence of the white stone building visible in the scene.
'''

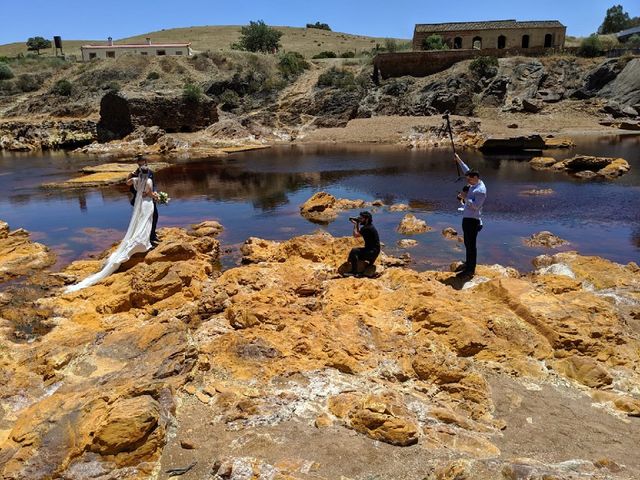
[81,37,192,61]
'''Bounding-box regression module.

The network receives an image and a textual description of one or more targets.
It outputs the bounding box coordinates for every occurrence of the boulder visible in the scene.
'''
[299,192,338,224]
[397,214,431,234]
[442,227,459,239]
[299,192,368,224]
[571,58,625,99]
[530,155,630,179]
[397,239,418,248]
[97,91,218,142]
[599,58,640,108]
[524,231,569,248]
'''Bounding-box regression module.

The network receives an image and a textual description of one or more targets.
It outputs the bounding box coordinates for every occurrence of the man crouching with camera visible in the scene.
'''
[345,211,380,276]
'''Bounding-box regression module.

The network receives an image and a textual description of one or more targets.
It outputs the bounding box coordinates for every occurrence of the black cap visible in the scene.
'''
[359,211,372,221]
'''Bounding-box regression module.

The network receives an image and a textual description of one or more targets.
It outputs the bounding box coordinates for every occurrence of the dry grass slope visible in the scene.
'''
[0,26,407,58]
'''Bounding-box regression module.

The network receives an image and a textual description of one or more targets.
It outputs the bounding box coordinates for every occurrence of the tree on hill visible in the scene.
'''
[306,22,331,31]
[598,5,632,34]
[422,34,448,51]
[233,20,283,53]
[27,36,52,55]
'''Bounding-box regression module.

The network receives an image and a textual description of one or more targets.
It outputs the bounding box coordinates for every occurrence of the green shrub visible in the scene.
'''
[182,82,203,102]
[146,71,160,80]
[598,34,620,51]
[340,51,356,58]
[219,89,241,111]
[422,34,448,51]
[578,35,604,57]
[104,81,120,92]
[317,67,357,89]
[306,22,331,31]
[469,56,499,78]
[16,73,40,92]
[0,63,14,80]
[278,51,309,79]
[626,34,640,48]
[51,79,72,96]
[312,51,337,59]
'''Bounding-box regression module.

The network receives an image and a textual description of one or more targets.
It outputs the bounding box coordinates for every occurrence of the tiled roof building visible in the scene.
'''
[413,19,566,50]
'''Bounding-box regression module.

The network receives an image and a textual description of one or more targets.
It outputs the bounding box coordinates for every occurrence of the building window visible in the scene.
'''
[175,50,183,55]
[141,52,148,55]
[521,35,530,48]
[544,33,553,48]
[498,35,506,49]
[89,52,97,59]
[472,36,482,49]
[156,50,166,56]
[453,37,462,49]
[106,51,115,58]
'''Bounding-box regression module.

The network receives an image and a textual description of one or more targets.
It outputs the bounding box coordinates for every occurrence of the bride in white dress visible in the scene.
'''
[65,172,156,293]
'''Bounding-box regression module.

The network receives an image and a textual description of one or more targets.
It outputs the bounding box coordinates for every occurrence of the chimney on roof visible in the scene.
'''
[146,37,151,45]
[107,36,113,46]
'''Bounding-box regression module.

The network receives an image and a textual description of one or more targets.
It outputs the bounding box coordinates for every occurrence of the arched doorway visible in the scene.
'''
[453,37,463,49]
[521,35,530,48]
[544,33,553,48]
[472,36,482,49]
[497,35,506,49]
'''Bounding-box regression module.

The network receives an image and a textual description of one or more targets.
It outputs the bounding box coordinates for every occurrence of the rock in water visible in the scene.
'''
[524,231,569,248]
[397,214,431,234]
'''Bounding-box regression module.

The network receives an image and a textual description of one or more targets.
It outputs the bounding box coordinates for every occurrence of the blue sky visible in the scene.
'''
[1,0,638,44]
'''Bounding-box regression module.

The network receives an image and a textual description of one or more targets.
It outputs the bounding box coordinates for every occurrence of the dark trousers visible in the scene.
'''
[150,203,159,242]
[462,217,482,273]
[348,248,379,273]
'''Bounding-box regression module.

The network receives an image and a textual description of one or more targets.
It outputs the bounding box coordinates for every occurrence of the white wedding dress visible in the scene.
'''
[65,175,154,293]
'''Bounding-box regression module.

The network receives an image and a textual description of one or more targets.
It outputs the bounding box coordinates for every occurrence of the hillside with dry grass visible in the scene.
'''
[0,25,408,59]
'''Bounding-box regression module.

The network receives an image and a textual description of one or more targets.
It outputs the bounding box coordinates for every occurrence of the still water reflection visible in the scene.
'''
[1,135,638,273]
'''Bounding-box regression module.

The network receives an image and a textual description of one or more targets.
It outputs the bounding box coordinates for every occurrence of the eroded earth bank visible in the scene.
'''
[0,218,639,480]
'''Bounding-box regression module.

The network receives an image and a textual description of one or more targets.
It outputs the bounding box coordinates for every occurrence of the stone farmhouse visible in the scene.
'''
[81,37,192,61]
[413,19,566,51]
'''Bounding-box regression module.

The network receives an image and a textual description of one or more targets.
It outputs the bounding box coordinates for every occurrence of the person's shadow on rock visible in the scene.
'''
[439,274,470,291]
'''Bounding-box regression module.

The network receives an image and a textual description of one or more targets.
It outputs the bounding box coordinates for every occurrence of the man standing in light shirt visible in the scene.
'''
[455,154,487,278]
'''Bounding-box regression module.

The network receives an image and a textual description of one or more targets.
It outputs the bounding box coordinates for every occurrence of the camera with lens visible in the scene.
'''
[349,216,361,224]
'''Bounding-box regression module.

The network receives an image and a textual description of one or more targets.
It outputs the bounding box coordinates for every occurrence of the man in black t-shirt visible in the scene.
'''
[347,211,380,275]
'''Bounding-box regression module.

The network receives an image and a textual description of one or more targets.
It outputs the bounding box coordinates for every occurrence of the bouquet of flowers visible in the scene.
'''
[157,191,171,205]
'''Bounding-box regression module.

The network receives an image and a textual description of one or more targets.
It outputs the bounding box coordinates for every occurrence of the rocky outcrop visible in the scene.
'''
[599,58,640,109]
[0,221,55,283]
[531,155,631,179]
[97,91,219,142]
[2,229,640,478]
[0,120,96,152]
[0,223,221,479]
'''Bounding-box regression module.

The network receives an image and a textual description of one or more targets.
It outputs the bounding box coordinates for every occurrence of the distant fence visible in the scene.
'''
[373,47,574,80]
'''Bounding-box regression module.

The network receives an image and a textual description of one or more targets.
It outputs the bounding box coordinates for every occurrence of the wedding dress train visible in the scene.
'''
[65,175,154,293]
